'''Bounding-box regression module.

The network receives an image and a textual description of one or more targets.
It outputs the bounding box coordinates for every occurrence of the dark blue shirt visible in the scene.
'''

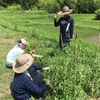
[54,16,74,39]
[12,64,48,100]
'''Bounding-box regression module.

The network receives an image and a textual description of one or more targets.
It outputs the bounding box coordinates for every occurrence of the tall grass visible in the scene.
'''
[0,10,100,100]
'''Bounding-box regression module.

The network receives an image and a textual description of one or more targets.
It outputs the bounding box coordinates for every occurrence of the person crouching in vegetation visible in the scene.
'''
[54,5,74,49]
[6,38,42,68]
[10,52,51,100]
[6,38,28,68]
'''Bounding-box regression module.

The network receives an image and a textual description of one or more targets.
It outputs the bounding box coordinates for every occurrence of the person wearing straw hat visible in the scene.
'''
[10,52,51,100]
[54,5,74,48]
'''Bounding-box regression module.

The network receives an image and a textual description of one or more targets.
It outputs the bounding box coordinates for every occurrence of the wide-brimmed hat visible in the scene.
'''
[58,6,73,16]
[13,52,34,73]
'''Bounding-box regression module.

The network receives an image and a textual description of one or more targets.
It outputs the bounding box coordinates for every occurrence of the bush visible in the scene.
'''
[45,3,60,13]
[7,4,22,10]
[0,6,5,10]
[53,3,60,13]
[95,8,100,20]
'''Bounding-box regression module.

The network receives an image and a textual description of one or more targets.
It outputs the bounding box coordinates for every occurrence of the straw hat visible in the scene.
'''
[13,52,34,73]
[58,6,73,16]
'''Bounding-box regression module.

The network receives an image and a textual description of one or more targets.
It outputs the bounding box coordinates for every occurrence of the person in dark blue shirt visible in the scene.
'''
[54,5,74,48]
[10,52,50,100]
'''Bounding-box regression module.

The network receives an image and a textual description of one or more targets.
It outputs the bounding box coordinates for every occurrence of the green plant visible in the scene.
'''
[0,10,100,100]
[95,8,100,20]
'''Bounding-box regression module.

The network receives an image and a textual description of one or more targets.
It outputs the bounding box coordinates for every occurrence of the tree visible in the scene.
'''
[93,0,100,10]
[56,0,77,13]
[19,0,39,10]
[0,0,7,7]
[95,8,100,20]
[77,0,95,13]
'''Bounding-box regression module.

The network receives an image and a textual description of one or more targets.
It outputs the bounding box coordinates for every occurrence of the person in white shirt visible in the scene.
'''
[6,38,28,68]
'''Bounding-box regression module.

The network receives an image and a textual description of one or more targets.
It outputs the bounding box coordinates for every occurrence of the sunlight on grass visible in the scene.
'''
[0,10,100,100]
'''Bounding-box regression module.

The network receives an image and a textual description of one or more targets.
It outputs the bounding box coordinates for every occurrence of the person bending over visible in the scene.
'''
[6,38,28,68]
[10,52,51,100]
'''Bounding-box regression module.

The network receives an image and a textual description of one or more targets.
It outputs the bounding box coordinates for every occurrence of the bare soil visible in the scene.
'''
[85,35,100,45]
[0,38,16,44]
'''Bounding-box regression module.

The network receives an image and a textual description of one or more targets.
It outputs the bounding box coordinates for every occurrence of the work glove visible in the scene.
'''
[43,67,50,72]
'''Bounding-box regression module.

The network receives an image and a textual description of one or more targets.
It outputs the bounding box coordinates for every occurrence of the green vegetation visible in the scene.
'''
[95,8,100,20]
[0,0,100,14]
[0,0,100,20]
[0,10,100,100]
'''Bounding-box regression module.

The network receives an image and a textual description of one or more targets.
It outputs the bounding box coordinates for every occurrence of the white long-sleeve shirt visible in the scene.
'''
[6,44,24,67]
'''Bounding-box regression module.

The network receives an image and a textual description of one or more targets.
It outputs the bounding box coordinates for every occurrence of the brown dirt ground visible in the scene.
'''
[0,38,16,44]
[85,35,100,45]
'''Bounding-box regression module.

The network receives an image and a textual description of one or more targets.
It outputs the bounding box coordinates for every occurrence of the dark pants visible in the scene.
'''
[28,66,45,99]
[59,33,70,49]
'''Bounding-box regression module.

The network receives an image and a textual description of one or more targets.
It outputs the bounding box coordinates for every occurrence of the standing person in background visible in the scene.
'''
[6,38,28,68]
[54,5,74,49]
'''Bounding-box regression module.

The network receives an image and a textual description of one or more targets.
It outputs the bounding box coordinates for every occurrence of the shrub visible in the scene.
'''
[7,4,22,10]
[43,2,60,13]
[0,6,5,10]
[95,8,100,20]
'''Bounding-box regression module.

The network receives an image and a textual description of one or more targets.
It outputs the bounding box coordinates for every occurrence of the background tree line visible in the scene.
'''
[0,0,100,19]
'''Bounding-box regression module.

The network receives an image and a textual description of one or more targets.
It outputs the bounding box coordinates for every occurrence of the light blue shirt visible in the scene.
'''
[6,44,24,67]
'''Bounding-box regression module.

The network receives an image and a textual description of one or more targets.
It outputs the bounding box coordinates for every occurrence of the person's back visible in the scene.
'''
[12,73,48,100]
[10,52,50,100]
[10,73,31,100]
[6,44,24,67]
[6,38,28,68]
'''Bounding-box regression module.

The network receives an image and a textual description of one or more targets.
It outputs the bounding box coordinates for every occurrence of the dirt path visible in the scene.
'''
[85,35,100,45]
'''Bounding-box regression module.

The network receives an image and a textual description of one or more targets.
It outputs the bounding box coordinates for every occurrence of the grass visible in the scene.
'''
[0,10,100,100]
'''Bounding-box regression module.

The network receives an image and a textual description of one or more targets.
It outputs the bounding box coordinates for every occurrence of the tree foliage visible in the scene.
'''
[95,8,100,19]
[76,0,95,13]
[0,0,100,14]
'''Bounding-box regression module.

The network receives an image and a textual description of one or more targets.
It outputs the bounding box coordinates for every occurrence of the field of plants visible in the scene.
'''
[0,10,100,100]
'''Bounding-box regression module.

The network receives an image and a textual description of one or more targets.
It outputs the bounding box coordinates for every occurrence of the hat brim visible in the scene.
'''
[58,9,73,16]
[13,52,34,73]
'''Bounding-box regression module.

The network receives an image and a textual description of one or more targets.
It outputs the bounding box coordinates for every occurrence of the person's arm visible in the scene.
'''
[70,19,74,41]
[30,64,50,71]
[54,14,60,27]
[30,64,43,70]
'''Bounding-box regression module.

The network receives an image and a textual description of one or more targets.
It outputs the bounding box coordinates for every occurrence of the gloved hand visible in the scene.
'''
[43,67,50,72]
[47,80,53,86]
[38,55,43,59]
[32,54,43,58]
